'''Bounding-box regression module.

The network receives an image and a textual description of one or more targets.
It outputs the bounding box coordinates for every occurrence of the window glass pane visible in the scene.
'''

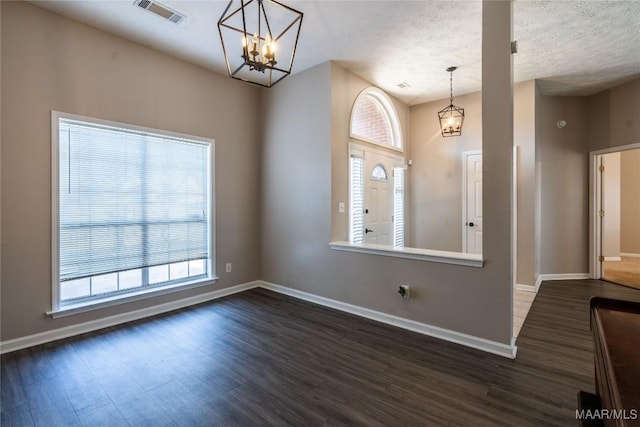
[119,269,143,290]
[188,259,206,277]
[92,273,118,295]
[169,261,189,281]
[58,118,209,282]
[148,265,169,285]
[55,114,213,305]
[61,278,90,301]
[351,94,393,146]
[371,164,388,181]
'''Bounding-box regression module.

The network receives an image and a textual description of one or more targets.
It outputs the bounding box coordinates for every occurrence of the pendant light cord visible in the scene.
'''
[449,70,454,105]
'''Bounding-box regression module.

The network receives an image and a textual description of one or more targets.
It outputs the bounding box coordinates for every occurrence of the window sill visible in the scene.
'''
[47,276,219,319]
[329,241,483,267]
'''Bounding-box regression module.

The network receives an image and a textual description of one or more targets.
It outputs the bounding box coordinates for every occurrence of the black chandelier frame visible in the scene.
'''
[438,66,465,137]
[217,0,303,88]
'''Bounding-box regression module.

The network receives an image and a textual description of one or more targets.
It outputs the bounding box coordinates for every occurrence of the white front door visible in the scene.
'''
[464,152,483,254]
[364,152,394,245]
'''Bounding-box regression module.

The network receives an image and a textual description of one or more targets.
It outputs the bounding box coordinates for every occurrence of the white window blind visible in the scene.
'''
[350,155,365,244]
[393,167,405,248]
[56,117,211,290]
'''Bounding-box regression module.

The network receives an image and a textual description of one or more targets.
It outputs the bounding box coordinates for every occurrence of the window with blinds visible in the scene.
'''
[393,167,405,248]
[53,112,213,307]
[350,155,365,244]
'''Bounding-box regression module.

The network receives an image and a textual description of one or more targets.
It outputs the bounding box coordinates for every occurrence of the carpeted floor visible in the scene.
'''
[604,256,640,289]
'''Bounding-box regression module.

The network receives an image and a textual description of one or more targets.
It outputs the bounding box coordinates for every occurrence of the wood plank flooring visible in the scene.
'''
[513,289,536,339]
[604,256,640,289]
[2,280,640,426]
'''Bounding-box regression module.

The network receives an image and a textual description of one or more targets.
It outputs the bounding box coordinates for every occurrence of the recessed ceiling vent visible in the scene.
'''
[134,0,186,24]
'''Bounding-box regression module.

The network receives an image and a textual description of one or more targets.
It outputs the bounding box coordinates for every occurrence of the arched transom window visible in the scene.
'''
[350,87,402,150]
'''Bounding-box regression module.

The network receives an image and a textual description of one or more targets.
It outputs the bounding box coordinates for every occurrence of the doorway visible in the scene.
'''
[591,145,640,289]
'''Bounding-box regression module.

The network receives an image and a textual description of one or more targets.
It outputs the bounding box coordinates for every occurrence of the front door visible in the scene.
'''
[364,152,394,245]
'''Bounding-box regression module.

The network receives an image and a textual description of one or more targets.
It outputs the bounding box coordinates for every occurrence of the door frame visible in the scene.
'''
[462,150,482,253]
[589,142,640,279]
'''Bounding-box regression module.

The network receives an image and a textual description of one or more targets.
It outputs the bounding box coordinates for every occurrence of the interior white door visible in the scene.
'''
[465,153,483,254]
[364,152,394,245]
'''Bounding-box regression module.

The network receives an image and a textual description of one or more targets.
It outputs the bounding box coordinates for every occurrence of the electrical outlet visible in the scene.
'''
[338,202,345,213]
[225,263,232,273]
[398,285,410,299]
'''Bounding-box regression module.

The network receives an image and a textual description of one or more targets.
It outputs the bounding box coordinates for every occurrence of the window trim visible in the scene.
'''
[349,87,403,152]
[50,111,216,315]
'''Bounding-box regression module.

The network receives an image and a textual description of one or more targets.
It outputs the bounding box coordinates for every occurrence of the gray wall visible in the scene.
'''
[536,91,589,275]
[0,2,262,341]
[261,0,514,345]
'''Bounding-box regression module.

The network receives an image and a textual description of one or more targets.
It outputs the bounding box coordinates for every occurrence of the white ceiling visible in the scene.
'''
[28,0,640,105]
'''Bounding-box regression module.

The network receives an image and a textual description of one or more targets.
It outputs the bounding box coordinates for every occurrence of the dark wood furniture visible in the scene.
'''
[580,297,640,427]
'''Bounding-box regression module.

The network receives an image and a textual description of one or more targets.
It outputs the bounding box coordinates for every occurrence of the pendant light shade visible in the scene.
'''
[217,0,303,88]
[438,66,465,137]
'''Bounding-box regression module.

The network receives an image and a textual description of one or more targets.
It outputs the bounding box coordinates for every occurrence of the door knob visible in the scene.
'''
[365,228,374,233]
[468,222,474,227]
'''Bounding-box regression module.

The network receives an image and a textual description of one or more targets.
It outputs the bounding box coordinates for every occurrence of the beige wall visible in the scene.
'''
[407,80,537,288]
[620,149,640,254]
[536,91,589,274]
[602,152,621,259]
[588,78,640,151]
[261,1,514,345]
[0,2,262,341]
[513,81,537,285]
[408,91,482,251]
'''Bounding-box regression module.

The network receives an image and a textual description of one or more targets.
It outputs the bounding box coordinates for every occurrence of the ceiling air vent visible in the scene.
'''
[134,0,186,24]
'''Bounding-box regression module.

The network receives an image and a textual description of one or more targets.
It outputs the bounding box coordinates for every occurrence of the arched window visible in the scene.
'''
[350,88,403,150]
[371,164,388,181]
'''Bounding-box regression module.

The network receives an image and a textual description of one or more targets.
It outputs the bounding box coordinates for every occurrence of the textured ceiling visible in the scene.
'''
[27,0,640,105]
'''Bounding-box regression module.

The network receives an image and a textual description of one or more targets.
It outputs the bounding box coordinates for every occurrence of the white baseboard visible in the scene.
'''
[536,273,590,285]
[0,281,260,354]
[621,252,640,258]
[1,279,519,359]
[527,273,590,293]
[604,256,622,262]
[258,281,517,359]
[515,283,537,293]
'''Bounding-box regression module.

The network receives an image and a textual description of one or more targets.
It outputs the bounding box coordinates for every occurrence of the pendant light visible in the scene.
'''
[438,66,465,137]
[217,0,303,88]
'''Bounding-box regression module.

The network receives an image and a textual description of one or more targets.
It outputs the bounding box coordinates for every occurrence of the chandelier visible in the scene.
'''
[217,0,303,88]
[438,66,465,137]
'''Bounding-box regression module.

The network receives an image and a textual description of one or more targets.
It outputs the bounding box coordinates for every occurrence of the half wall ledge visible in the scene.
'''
[329,241,484,267]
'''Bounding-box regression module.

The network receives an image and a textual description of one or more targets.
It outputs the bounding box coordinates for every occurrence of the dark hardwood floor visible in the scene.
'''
[2,280,640,426]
